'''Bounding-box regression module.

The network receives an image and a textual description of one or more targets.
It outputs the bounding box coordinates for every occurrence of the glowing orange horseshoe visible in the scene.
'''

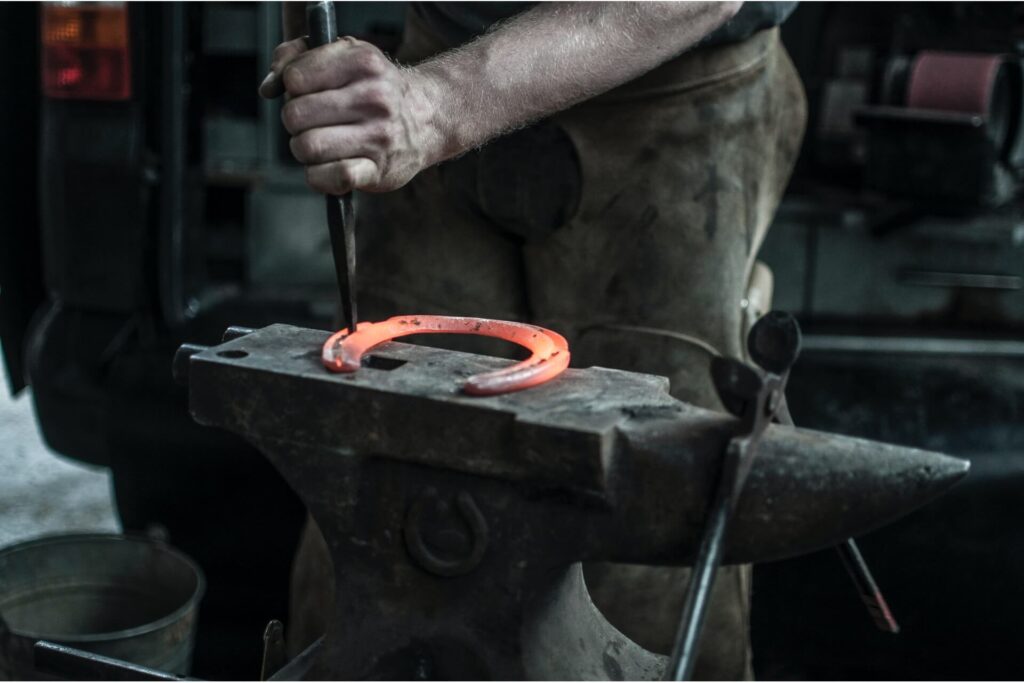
[322,315,570,396]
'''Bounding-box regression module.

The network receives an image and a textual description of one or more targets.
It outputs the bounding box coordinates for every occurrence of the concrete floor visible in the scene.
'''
[0,342,120,549]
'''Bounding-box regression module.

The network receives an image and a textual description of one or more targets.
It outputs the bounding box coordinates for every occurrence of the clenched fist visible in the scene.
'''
[259,37,444,195]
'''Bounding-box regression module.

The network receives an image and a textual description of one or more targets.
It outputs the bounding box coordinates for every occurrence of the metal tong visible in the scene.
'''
[665,312,898,680]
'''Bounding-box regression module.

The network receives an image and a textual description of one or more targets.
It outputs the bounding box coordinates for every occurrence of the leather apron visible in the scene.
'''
[288,10,807,679]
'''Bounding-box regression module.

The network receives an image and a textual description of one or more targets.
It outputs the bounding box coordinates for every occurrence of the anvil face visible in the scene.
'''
[181,324,967,679]
[191,323,678,496]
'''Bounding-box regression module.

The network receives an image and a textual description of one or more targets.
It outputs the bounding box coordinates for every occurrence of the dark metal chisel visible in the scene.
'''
[306,1,358,332]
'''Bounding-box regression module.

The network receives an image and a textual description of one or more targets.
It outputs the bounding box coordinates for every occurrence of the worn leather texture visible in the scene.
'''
[288,13,807,681]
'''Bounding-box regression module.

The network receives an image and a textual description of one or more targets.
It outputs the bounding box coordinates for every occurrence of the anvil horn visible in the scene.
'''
[732,424,969,562]
[607,412,969,566]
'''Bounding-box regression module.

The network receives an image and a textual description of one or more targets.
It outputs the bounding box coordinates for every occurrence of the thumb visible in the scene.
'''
[259,37,309,99]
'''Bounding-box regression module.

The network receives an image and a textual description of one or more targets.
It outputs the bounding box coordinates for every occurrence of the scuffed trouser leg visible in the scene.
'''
[523,29,806,679]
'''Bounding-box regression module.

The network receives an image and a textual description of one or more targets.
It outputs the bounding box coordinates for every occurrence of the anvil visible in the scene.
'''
[176,324,967,680]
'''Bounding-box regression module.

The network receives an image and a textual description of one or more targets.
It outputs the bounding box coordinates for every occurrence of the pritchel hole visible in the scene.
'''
[218,350,249,359]
[363,355,407,371]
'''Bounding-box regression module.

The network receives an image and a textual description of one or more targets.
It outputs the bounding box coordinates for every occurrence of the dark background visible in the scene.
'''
[2,2,1024,679]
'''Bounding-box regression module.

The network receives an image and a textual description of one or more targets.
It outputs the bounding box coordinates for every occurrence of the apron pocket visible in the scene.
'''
[439,121,582,242]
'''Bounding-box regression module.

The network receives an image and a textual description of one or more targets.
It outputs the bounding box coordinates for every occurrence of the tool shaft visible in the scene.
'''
[306,1,336,46]
[326,196,358,330]
[837,536,901,633]
[307,1,358,331]
[665,446,739,680]
[775,396,900,634]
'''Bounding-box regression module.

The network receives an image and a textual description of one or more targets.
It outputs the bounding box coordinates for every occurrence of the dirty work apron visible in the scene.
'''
[288,10,807,680]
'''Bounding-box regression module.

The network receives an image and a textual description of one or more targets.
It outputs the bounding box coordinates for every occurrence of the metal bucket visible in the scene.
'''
[0,533,205,678]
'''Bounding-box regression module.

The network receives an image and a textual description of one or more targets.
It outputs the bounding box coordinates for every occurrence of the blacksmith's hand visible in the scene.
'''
[258,2,743,196]
[259,37,442,195]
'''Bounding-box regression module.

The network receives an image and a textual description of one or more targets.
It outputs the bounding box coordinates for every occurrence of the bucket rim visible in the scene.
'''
[0,532,206,643]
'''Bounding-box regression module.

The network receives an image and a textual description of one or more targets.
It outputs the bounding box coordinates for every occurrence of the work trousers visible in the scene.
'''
[289,14,806,680]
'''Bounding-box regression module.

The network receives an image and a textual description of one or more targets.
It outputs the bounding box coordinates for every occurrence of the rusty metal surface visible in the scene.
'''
[187,323,675,494]
[179,323,968,679]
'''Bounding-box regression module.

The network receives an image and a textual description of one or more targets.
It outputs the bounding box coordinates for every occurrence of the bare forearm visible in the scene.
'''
[261,1,741,195]
[412,1,742,164]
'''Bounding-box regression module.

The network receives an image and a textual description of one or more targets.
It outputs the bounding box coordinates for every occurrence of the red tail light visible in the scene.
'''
[42,2,131,100]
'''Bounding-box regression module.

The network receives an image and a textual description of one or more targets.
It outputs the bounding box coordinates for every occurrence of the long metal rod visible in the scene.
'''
[33,641,191,681]
[326,194,358,330]
[801,334,1024,357]
[776,395,899,634]
[307,1,358,332]
[837,538,900,633]
[159,2,187,326]
[664,445,740,680]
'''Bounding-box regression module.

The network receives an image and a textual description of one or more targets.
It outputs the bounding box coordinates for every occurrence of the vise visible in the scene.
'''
[175,323,967,680]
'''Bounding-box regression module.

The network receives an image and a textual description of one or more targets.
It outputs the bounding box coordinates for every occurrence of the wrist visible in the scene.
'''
[402,64,459,169]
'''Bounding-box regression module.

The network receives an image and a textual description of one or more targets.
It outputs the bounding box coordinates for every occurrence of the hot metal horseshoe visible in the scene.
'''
[322,315,570,396]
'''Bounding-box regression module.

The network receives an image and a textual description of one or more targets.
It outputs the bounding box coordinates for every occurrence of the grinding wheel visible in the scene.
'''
[906,50,1020,159]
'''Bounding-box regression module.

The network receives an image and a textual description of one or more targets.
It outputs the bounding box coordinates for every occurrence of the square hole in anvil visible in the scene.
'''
[361,355,409,371]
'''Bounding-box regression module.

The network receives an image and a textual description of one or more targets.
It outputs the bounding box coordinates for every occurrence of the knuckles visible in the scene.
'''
[279,42,412,190]
[272,42,293,63]
[349,45,387,77]
[335,165,355,189]
[282,63,308,95]
[271,39,306,75]
[365,121,396,151]
[280,101,303,134]
[306,163,353,195]
[304,167,332,194]
[280,45,389,97]
[290,131,324,163]
[360,82,397,117]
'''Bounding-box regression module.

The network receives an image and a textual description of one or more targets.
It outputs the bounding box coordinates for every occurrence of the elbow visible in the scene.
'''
[644,2,744,48]
[679,2,744,42]
[718,1,743,25]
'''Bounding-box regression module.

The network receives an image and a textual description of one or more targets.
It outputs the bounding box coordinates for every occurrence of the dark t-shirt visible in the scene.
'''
[411,1,798,50]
